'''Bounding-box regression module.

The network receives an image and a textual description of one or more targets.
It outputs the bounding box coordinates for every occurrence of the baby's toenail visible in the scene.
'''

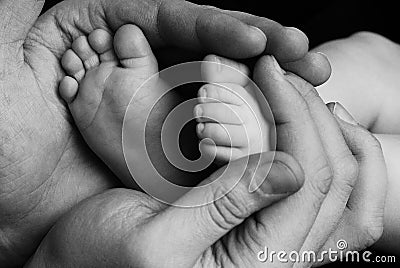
[195,106,203,117]
[199,87,207,99]
[212,56,223,72]
[197,123,205,133]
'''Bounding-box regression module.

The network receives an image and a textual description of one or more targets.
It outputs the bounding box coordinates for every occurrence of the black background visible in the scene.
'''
[40,1,399,267]
[42,0,400,48]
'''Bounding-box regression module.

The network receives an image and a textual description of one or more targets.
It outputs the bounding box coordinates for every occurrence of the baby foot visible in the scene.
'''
[195,55,271,163]
[59,24,167,189]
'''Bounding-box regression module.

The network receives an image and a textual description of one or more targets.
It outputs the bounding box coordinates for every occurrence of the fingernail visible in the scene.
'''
[249,159,301,195]
[316,51,329,59]
[331,102,359,125]
[268,161,302,194]
[326,102,336,113]
[250,26,267,43]
[285,26,309,45]
[248,158,271,193]
[270,56,286,76]
[315,52,332,69]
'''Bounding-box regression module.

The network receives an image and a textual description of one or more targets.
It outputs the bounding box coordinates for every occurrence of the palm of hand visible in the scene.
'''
[0,3,117,264]
[0,1,336,266]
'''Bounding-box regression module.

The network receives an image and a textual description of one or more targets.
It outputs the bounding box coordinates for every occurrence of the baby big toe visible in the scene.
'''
[201,54,250,85]
[113,24,158,76]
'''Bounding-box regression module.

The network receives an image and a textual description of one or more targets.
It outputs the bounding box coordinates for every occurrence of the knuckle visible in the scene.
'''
[357,220,384,248]
[335,154,359,186]
[207,185,250,231]
[308,162,333,199]
[364,225,384,246]
[328,154,359,202]
[344,156,359,180]
[351,206,385,249]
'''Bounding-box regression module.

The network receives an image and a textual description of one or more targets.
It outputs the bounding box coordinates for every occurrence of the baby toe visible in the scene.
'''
[194,103,245,125]
[72,36,100,71]
[88,29,117,62]
[198,83,246,106]
[201,54,250,85]
[59,76,79,104]
[197,122,247,148]
[199,142,244,163]
[61,49,85,81]
[113,24,158,76]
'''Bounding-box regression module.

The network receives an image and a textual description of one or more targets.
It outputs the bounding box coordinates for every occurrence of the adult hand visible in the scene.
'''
[25,56,384,267]
[0,0,330,266]
[284,78,388,266]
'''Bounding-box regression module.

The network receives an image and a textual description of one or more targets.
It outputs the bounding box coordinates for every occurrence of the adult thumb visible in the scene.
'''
[141,152,304,267]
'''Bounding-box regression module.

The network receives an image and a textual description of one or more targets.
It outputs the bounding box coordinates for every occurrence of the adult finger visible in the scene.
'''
[25,189,166,268]
[221,10,332,86]
[222,10,309,62]
[286,83,358,255]
[252,56,333,251]
[316,111,387,265]
[103,0,266,59]
[0,0,44,74]
[282,52,332,86]
[27,153,303,268]
[142,152,304,267]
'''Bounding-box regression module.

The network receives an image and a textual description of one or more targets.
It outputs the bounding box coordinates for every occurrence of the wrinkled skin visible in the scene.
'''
[0,0,332,266]
[2,0,386,267]
[0,1,118,265]
[26,56,387,268]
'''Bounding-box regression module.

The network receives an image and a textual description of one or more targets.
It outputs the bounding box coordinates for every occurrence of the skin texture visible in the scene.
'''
[26,56,387,267]
[0,0,330,266]
[314,32,400,257]
[0,1,386,267]
[195,55,271,163]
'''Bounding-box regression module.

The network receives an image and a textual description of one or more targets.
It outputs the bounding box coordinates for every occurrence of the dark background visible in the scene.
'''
[41,1,399,267]
[42,0,400,48]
